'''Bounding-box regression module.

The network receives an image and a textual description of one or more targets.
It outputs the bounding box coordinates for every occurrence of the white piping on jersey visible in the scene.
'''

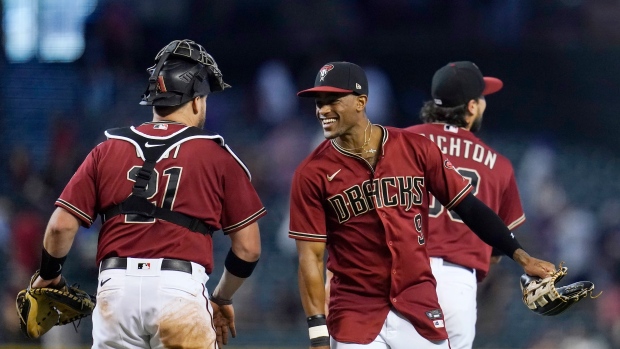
[288,230,327,241]
[221,144,252,180]
[104,129,252,180]
[444,183,472,210]
[222,207,266,233]
[56,199,93,224]
[507,214,526,230]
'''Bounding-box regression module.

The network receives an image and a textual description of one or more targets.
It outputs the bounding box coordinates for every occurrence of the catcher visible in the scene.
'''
[15,39,265,348]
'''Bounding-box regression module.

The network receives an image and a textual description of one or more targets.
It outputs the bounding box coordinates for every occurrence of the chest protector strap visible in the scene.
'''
[101,125,221,236]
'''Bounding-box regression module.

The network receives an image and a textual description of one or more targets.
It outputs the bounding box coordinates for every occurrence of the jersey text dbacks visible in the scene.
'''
[328,175,425,223]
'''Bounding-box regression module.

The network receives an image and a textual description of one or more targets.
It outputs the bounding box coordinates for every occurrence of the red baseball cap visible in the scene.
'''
[431,61,503,107]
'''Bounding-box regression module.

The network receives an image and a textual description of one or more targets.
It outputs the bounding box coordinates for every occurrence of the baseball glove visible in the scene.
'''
[520,264,599,316]
[16,271,96,339]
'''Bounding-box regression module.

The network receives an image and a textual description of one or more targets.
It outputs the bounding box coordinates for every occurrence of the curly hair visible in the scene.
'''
[419,100,469,127]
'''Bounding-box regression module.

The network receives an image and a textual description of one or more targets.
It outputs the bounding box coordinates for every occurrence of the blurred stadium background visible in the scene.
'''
[1,1,619,348]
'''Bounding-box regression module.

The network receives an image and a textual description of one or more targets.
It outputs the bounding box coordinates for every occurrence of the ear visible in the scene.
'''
[356,95,368,112]
[466,99,478,116]
[192,97,201,114]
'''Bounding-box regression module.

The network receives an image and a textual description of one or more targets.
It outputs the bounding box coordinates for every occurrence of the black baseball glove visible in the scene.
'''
[16,271,96,338]
[520,264,599,316]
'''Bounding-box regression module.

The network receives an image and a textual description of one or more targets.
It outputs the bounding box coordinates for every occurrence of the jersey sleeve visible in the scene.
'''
[55,147,99,227]
[288,168,327,242]
[423,142,472,210]
[220,156,266,234]
[498,168,526,230]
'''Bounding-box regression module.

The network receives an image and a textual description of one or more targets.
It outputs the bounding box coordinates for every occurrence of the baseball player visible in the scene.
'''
[30,39,266,349]
[289,61,555,349]
[405,61,524,349]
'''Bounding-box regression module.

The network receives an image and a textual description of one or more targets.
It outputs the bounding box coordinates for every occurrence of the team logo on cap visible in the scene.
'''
[319,64,334,81]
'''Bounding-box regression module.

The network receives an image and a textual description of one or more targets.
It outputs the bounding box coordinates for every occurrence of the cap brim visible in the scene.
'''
[482,77,503,95]
[297,86,353,97]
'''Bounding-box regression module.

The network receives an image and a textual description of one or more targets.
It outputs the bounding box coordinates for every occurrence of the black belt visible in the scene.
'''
[101,257,193,274]
[443,260,475,274]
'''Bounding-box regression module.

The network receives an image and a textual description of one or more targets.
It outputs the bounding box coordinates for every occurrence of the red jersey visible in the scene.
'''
[289,126,472,343]
[405,123,525,281]
[56,121,266,273]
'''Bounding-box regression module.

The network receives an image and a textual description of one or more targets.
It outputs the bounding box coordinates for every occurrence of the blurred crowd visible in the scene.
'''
[1,1,620,348]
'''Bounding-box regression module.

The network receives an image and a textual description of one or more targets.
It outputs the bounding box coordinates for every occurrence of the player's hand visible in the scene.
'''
[513,249,555,279]
[210,302,236,346]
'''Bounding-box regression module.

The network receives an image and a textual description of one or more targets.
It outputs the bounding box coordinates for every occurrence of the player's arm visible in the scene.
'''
[452,193,555,278]
[297,239,330,348]
[32,207,80,288]
[212,221,261,300]
[212,151,263,303]
[210,221,261,345]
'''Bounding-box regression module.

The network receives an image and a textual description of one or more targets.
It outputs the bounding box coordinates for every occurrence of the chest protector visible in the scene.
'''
[101,125,251,236]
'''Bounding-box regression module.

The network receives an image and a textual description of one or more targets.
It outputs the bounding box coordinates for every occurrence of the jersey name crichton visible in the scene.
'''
[419,132,497,169]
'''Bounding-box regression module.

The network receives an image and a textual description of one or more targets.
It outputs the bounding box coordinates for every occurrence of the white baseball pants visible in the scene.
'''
[91,258,215,349]
[430,257,478,349]
[331,309,450,349]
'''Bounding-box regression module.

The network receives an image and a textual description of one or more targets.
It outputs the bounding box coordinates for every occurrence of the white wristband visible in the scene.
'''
[309,325,329,339]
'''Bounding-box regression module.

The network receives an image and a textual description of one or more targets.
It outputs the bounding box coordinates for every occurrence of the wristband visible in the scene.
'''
[224,248,258,278]
[310,336,330,347]
[39,249,67,280]
[307,314,329,347]
[209,293,233,306]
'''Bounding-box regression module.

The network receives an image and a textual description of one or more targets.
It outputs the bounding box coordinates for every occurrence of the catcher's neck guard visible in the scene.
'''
[140,39,231,107]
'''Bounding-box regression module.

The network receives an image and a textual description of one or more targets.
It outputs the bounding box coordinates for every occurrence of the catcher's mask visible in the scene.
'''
[140,39,231,107]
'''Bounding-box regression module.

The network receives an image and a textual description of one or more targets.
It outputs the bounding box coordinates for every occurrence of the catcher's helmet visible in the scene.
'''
[140,39,231,106]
